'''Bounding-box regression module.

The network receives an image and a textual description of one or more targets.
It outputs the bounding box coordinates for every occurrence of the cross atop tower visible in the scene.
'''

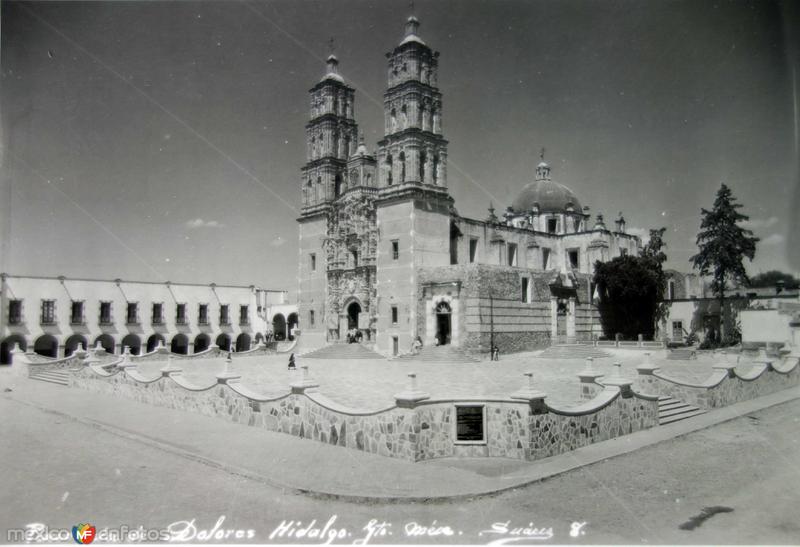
[328,37,336,55]
[540,147,546,162]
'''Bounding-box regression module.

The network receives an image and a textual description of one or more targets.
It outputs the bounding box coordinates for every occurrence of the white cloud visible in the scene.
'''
[760,233,785,246]
[186,218,225,229]
[741,216,779,230]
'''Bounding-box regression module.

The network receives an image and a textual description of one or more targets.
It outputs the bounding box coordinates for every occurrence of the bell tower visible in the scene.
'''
[376,16,448,191]
[301,54,359,211]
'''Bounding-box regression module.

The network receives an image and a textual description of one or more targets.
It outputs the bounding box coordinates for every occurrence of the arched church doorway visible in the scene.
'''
[347,302,361,330]
[272,314,286,341]
[435,301,452,345]
[556,298,568,344]
[287,312,298,341]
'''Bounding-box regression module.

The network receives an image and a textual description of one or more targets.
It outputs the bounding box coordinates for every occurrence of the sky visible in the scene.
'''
[2,0,799,293]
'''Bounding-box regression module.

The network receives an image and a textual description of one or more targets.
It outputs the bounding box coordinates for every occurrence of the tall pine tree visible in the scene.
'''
[691,184,758,342]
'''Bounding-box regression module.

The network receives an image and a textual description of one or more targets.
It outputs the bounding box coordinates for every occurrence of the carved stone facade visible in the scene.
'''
[297,16,642,355]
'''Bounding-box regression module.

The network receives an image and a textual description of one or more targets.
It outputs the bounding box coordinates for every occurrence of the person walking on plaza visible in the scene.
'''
[288,353,296,370]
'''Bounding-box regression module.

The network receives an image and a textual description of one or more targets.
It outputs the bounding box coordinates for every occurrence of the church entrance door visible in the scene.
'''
[347,302,361,330]
[556,299,568,344]
[435,301,452,345]
[345,302,363,344]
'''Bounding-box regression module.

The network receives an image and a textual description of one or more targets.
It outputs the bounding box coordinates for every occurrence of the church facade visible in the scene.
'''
[297,16,640,356]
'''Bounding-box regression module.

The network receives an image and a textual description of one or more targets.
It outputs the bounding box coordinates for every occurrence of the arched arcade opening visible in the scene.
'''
[121,334,142,355]
[171,334,189,355]
[216,333,231,352]
[1,335,27,365]
[194,334,210,353]
[64,335,88,356]
[146,334,165,353]
[235,333,251,352]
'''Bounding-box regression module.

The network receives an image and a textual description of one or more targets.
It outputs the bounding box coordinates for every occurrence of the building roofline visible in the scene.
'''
[0,273,287,293]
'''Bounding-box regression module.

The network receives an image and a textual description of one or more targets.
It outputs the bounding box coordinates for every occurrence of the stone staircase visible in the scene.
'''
[29,369,69,386]
[394,345,479,363]
[538,344,611,359]
[667,348,697,360]
[302,343,385,360]
[658,396,705,425]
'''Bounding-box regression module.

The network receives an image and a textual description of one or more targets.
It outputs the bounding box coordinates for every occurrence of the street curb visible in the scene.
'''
[4,385,799,503]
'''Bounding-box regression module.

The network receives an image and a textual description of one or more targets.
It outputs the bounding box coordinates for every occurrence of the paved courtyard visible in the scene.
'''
[134,349,754,410]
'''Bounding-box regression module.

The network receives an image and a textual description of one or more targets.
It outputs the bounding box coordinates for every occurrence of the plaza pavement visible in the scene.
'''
[135,349,737,409]
[2,365,795,502]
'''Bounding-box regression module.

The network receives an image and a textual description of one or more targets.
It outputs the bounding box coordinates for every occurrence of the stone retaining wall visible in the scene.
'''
[634,356,800,409]
[57,352,659,463]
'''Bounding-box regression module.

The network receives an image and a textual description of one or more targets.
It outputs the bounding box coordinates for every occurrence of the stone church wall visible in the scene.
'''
[418,265,555,354]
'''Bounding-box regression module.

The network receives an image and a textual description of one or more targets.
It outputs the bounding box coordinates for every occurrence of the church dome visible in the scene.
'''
[510,161,583,214]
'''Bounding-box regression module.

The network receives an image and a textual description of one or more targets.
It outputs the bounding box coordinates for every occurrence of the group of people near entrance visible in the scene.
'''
[346,328,363,344]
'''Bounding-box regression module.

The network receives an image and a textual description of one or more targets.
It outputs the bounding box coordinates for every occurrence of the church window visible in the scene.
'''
[334,174,342,197]
[568,249,580,269]
[390,108,397,132]
[507,243,518,267]
[620,248,628,257]
[469,238,478,263]
[399,152,406,182]
[419,150,426,181]
[41,300,56,325]
[386,154,393,185]
[176,303,187,325]
[667,280,675,300]
[432,154,439,184]
[391,240,399,260]
[310,253,316,272]
[126,302,139,325]
[351,250,359,268]
[542,248,551,269]
[310,310,315,326]
[8,299,22,325]
[401,104,408,128]
[391,306,398,325]
[547,218,558,234]
[521,277,530,303]
[99,302,113,325]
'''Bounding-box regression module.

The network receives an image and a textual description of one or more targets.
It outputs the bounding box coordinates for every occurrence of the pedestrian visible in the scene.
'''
[288,353,296,370]
[492,345,500,361]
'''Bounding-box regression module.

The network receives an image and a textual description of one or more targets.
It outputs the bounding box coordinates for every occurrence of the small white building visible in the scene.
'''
[0,274,297,363]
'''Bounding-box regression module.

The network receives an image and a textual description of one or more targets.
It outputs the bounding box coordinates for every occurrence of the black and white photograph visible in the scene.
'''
[1,0,799,544]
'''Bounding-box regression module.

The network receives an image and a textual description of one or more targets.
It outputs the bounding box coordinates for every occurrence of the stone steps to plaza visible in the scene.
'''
[539,344,612,359]
[658,396,705,425]
[393,345,479,363]
[302,343,385,360]
[29,369,70,386]
[667,348,698,360]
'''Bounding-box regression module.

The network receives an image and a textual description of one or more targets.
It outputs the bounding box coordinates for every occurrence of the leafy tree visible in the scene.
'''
[749,270,799,290]
[594,255,661,340]
[640,227,668,325]
[691,184,759,341]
